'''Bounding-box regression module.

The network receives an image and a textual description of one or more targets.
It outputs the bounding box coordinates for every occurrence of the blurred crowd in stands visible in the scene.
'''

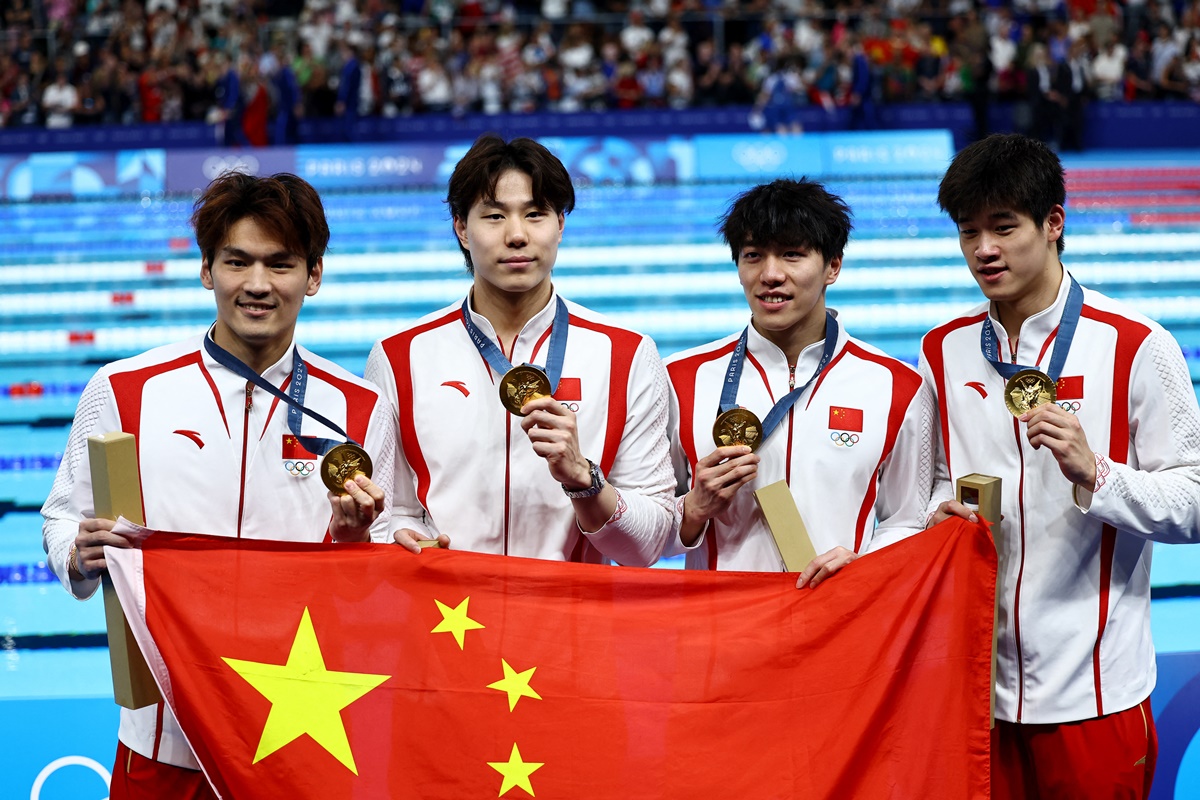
[1,0,1199,149]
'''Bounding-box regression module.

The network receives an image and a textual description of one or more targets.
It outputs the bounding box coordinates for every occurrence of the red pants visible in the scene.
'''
[992,697,1157,799]
[109,741,218,800]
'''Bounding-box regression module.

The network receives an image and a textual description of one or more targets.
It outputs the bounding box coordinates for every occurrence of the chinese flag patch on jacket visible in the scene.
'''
[828,405,864,432]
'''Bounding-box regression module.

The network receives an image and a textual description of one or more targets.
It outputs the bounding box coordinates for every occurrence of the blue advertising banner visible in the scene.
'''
[0,150,165,201]
[0,130,954,201]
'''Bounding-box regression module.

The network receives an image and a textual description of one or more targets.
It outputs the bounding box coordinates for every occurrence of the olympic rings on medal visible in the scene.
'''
[829,432,860,447]
[284,460,315,476]
[1058,400,1081,414]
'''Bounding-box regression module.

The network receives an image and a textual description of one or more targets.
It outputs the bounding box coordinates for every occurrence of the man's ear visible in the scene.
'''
[1044,204,1065,245]
[825,255,843,287]
[200,258,214,290]
[307,258,323,297]
[454,216,469,249]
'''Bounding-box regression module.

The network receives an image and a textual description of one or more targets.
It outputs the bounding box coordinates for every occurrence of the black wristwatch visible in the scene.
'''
[563,459,605,499]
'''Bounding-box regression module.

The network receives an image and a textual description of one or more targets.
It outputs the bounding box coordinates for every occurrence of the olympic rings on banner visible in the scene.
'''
[563,402,580,412]
[1058,401,1081,413]
[284,460,315,476]
[829,432,860,447]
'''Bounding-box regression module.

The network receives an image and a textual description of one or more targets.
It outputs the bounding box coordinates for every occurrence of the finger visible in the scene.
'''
[520,395,569,418]
[340,480,376,517]
[943,500,978,524]
[795,553,833,589]
[393,528,425,555]
[80,517,117,533]
[698,445,753,467]
[356,475,386,512]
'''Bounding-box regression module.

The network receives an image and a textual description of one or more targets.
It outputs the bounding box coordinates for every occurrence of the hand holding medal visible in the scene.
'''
[1004,369,1057,417]
[982,276,1082,420]
[500,365,553,416]
[712,312,839,452]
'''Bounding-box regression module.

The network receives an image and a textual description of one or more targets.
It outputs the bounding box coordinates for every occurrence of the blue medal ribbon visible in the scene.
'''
[980,274,1083,382]
[202,331,358,456]
[460,295,570,393]
[719,312,840,441]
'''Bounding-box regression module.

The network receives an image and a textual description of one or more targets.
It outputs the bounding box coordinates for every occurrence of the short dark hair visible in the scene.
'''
[446,134,575,273]
[719,178,852,264]
[937,133,1066,255]
[191,172,329,271]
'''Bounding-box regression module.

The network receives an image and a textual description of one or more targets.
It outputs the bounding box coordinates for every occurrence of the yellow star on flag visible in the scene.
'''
[431,597,485,650]
[222,607,389,774]
[488,743,544,797]
[487,659,542,712]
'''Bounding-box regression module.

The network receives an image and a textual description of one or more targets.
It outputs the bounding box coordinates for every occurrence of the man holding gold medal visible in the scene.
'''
[665,178,935,586]
[921,134,1200,798]
[40,172,394,798]
[366,135,675,564]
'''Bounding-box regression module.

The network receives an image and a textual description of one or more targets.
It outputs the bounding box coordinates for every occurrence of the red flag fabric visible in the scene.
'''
[1055,375,1084,399]
[828,405,864,432]
[106,518,995,799]
[553,377,582,401]
[281,434,318,460]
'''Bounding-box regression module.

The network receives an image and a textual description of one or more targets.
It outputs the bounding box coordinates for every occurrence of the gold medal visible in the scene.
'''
[1004,369,1057,417]
[322,442,373,495]
[712,408,764,452]
[499,365,552,416]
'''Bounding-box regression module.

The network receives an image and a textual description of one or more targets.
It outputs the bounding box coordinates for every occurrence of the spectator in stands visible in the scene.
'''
[74,73,106,124]
[1151,20,1181,93]
[1092,37,1129,100]
[1125,34,1158,99]
[620,9,655,60]
[691,39,724,106]
[613,58,643,108]
[666,51,694,109]
[755,54,806,133]
[334,42,361,138]
[1057,36,1090,150]
[41,70,77,128]
[4,72,39,127]
[639,50,668,106]
[269,42,302,144]
[1183,37,1200,100]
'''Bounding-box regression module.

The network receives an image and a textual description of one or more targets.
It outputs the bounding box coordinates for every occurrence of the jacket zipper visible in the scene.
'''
[785,364,796,484]
[235,382,252,538]
[1008,346,1028,721]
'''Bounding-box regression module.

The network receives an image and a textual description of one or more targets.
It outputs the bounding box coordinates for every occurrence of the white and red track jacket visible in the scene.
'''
[41,333,396,767]
[666,320,934,570]
[365,290,675,566]
[919,272,1200,725]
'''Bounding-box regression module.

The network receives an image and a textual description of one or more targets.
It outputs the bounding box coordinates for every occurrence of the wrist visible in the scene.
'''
[563,459,605,499]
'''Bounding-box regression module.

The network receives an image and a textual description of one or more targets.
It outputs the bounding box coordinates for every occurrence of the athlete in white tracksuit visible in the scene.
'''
[666,177,933,587]
[367,134,675,565]
[921,276,1200,725]
[925,133,1200,797]
[40,172,392,797]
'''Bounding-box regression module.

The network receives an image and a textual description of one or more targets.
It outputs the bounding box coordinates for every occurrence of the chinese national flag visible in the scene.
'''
[105,518,994,799]
[281,434,317,460]
[828,405,864,431]
[1056,375,1084,400]
[553,377,582,401]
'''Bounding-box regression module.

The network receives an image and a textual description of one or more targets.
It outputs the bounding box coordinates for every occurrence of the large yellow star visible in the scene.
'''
[222,607,390,774]
[487,743,544,797]
[431,597,485,650]
[487,659,542,712]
